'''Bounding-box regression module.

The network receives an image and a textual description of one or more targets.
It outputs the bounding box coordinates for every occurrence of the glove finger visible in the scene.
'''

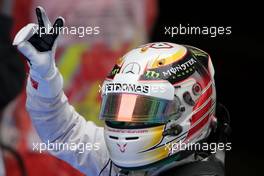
[50,17,64,42]
[13,23,38,46]
[36,6,52,29]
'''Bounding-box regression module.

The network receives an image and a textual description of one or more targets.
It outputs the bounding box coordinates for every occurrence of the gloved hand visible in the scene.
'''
[13,6,64,98]
[13,6,64,78]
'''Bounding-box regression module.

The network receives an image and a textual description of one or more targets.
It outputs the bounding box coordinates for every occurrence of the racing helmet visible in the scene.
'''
[99,42,216,169]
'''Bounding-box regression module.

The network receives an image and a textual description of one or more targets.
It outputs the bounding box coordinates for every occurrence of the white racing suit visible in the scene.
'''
[26,69,111,175]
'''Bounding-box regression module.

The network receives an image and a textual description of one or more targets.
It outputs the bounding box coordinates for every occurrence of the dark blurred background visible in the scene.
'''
[151,1,263,175]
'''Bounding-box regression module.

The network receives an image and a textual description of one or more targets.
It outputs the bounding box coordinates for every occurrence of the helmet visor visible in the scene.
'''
[99,93,180,123]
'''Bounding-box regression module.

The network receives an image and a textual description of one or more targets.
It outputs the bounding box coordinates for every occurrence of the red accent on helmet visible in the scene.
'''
[191,99,212,125]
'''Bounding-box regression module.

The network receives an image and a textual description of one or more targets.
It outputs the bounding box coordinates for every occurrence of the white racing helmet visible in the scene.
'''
[99,42,216,169]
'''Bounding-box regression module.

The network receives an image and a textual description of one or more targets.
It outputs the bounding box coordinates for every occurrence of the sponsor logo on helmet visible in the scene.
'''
[162,58,197,77]
[111,68,120,75]
[104,83,150,94]
[122,62,141,74]
[145,70,160,78]
[107,65,121,78]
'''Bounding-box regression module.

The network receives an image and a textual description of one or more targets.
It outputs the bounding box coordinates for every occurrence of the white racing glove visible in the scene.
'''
[13,6,64,98]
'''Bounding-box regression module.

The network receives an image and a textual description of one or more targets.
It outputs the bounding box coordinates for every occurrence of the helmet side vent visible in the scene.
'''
[125,137,139,140]
[109,135,119,140]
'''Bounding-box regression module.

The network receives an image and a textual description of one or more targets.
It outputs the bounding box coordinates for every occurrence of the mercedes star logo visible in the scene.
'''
[122,62,141,74]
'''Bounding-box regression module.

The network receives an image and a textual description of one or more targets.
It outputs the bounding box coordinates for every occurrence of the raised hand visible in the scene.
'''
[13,6,64,78]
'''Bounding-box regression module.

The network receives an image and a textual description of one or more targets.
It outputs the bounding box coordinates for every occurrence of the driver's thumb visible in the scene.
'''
[13,23,38,46]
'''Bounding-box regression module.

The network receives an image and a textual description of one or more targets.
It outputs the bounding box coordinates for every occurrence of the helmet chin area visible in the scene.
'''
[104,121,170,169]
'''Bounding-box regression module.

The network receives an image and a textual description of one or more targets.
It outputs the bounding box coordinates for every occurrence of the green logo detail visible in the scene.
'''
[191,49,207,57]
[175,67,195,78]
[145,71,160,78]
[111,68,120,75]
